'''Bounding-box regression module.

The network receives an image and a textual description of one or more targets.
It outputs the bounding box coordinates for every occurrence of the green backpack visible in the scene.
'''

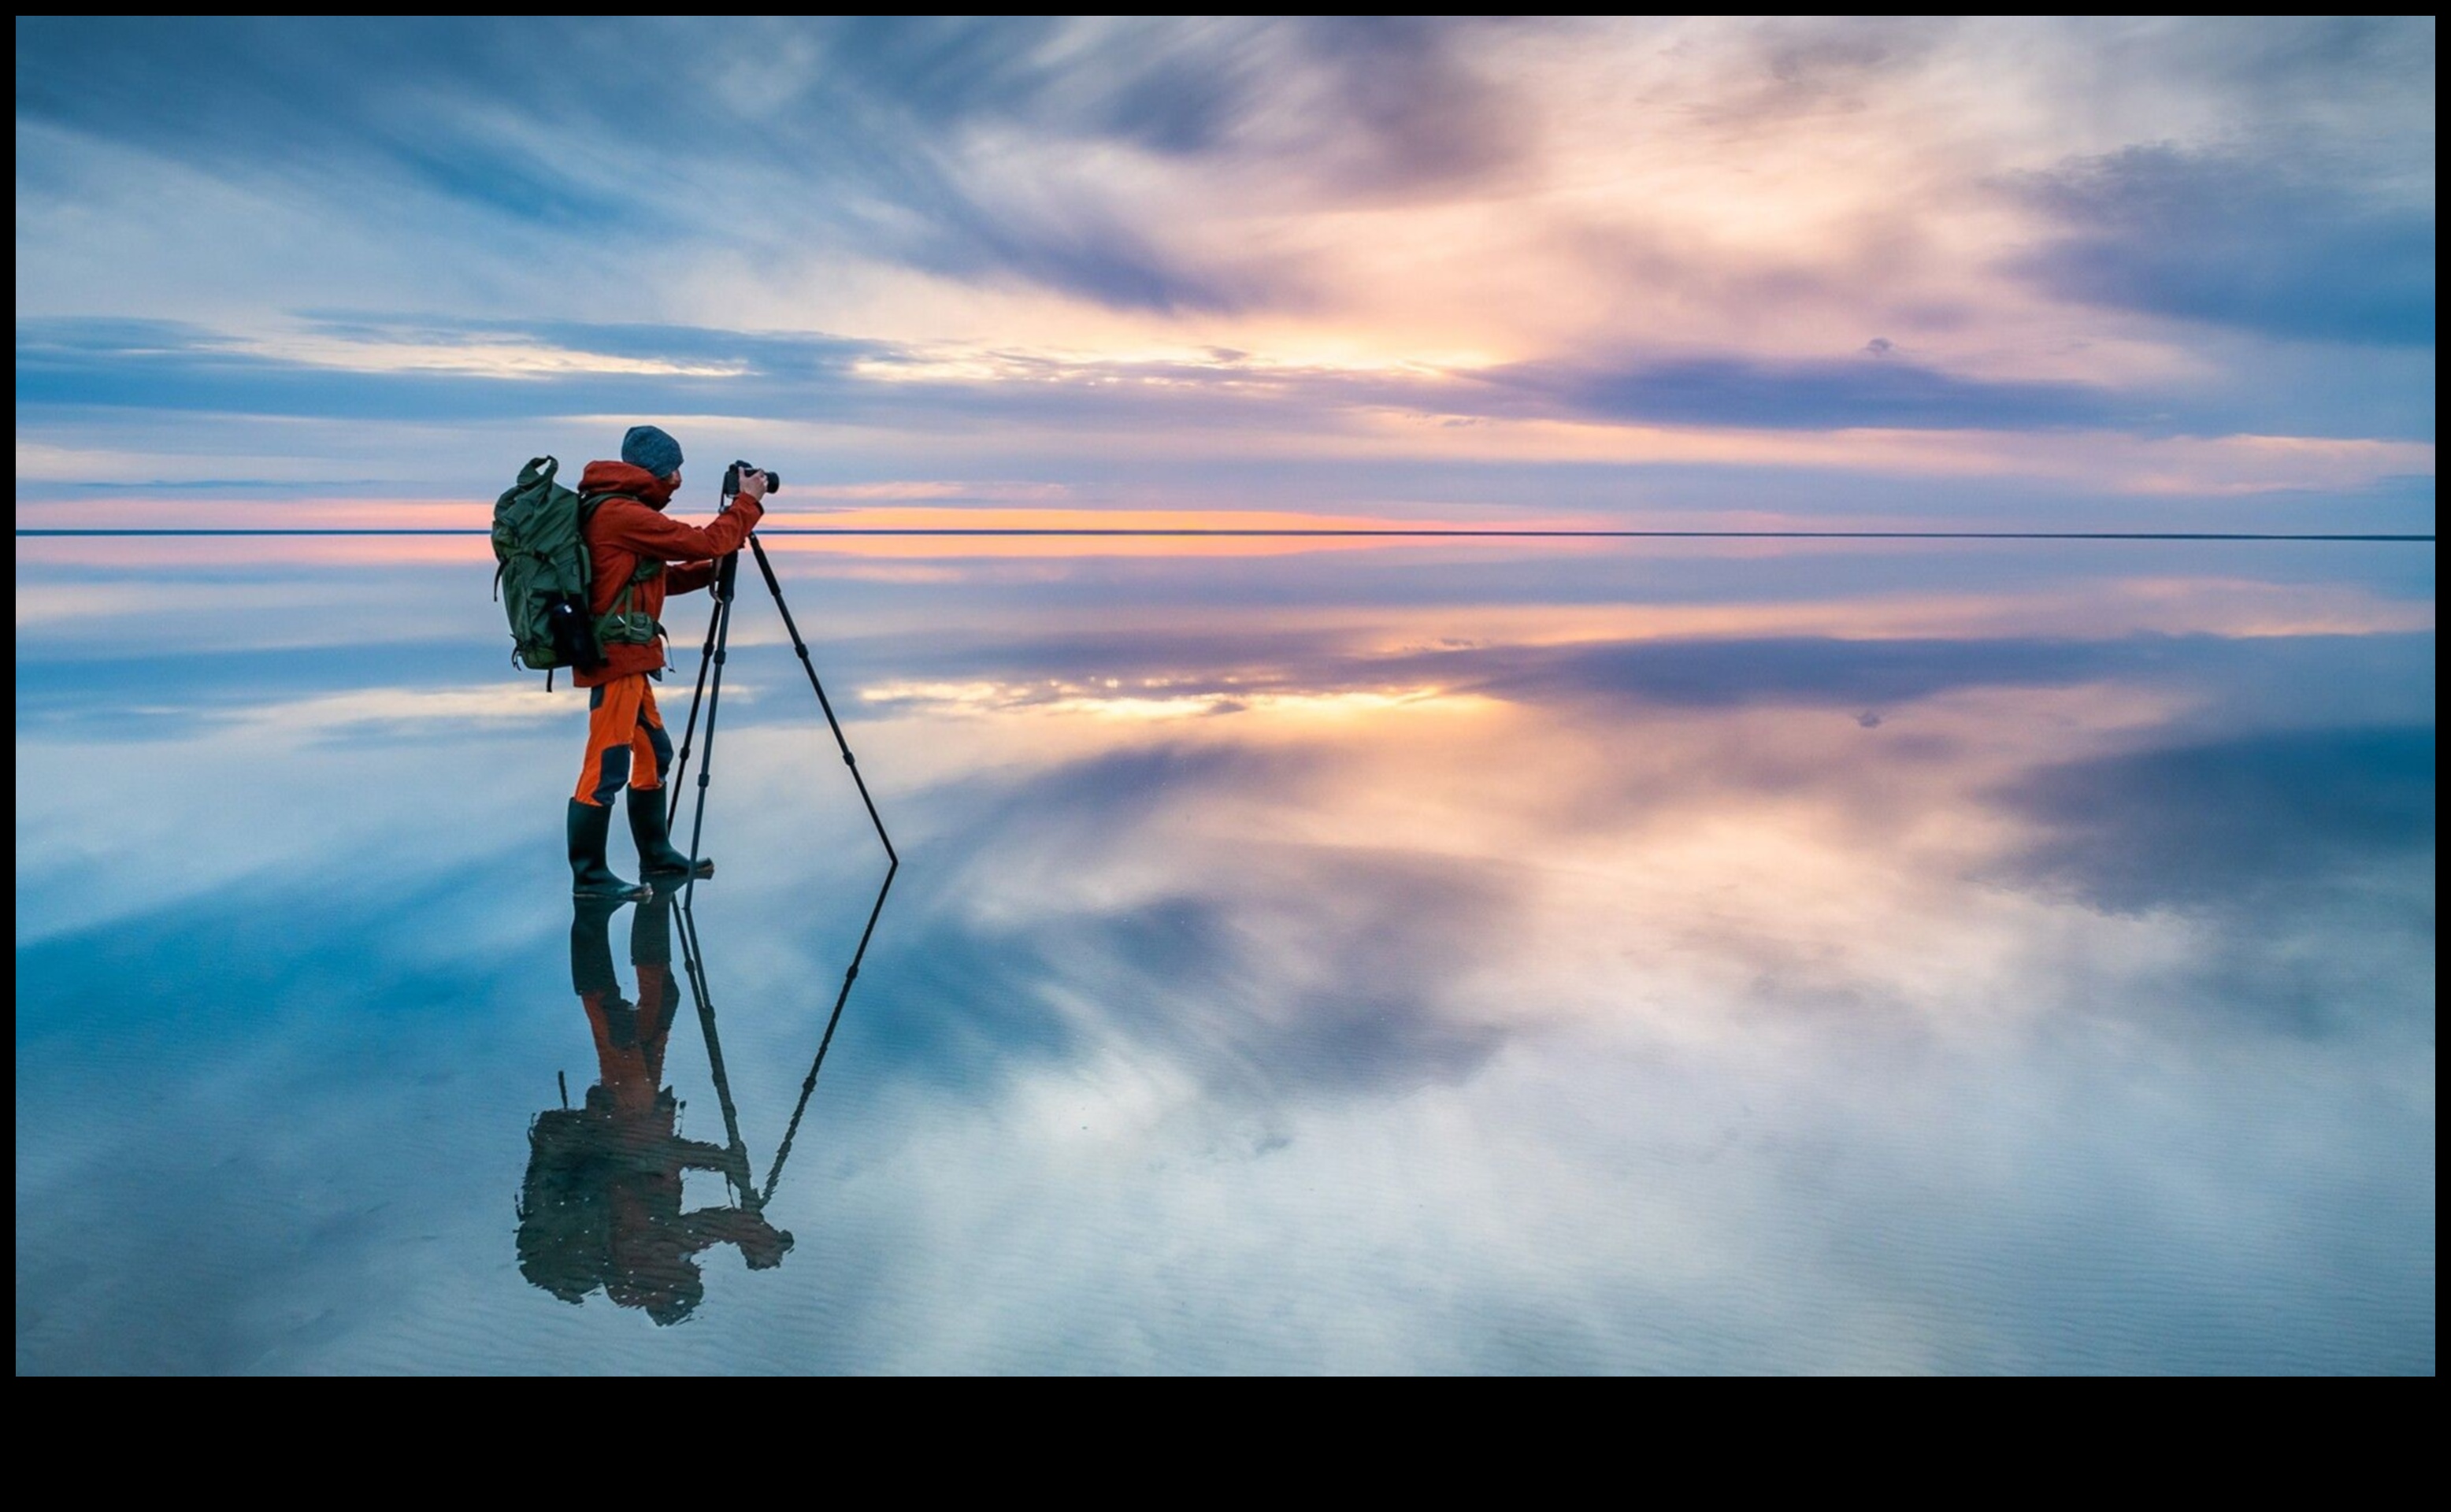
[491,455,664,684]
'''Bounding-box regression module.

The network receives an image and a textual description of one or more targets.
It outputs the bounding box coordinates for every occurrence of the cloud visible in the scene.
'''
[2015,145,2436,347]
[20,313,2156,443]
[1481,354,2119,432]
[2072,18,2436,158]
[15,17,1541,317]
[1274,17,1532,194]
[17,19,1243,312]
[824,17,1531,193]
[12,316,886,423]
[14,18,2438,518]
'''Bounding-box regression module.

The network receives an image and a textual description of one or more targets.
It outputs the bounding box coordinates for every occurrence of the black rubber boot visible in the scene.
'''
[628,787,713,880]
[569,799,651,900]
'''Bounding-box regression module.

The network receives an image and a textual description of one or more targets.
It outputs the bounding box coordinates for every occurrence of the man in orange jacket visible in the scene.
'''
[568,424,768,899]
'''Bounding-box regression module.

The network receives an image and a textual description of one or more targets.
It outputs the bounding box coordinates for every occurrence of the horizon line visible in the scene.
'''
[11,527,2438,543]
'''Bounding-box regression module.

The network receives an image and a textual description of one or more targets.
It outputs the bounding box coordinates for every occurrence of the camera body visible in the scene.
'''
[722,460,782,498]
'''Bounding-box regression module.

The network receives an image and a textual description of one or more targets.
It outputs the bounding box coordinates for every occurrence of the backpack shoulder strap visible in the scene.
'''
[577,494,663,575]
[575,493,666,644]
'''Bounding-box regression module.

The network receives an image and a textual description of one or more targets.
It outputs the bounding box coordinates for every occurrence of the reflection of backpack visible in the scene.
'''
[491,456,664,685]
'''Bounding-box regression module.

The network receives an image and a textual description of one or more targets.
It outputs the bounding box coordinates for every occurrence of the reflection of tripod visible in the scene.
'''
[674,865,891,1210]
[663,484,899,904]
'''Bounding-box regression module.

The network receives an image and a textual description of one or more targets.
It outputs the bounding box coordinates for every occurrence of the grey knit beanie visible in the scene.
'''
[621,424,684,479]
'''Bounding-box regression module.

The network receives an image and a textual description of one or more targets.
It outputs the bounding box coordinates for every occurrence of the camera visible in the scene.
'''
[722,460,781,497]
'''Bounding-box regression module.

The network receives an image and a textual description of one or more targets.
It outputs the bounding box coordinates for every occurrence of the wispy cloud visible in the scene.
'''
[2015,145,2436,347]
[13,17,2435,525]
[1481,354,2119,432]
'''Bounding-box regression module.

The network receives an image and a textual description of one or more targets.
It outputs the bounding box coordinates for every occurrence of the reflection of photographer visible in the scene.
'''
[517,885,792,1326]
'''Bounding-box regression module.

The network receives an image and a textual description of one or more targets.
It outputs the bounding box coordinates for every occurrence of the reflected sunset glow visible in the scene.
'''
[14,529,2435,1372]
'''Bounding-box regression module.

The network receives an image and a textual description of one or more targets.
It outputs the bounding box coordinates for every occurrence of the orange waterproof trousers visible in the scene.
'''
[574,673,676,807]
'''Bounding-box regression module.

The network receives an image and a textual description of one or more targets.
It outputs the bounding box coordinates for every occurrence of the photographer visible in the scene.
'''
[566,424,768,899]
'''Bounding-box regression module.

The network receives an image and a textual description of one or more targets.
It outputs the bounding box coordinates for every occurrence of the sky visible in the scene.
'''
[13,17,2438,531]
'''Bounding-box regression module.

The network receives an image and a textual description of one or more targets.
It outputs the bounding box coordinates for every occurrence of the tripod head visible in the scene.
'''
[712,462,777,593]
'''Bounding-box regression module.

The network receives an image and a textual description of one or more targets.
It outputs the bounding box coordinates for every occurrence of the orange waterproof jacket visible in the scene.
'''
[574,460,765,686]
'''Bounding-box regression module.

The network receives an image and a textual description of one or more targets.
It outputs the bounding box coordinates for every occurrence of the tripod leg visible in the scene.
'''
[680,554,741,903]
[747,536,899,867]
[663,588,725,823]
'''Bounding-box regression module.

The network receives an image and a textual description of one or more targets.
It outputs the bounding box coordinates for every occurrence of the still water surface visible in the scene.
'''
[14,535,2436,1373]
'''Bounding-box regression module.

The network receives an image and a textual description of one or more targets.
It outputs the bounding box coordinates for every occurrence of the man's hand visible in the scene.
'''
[736,468,770,502]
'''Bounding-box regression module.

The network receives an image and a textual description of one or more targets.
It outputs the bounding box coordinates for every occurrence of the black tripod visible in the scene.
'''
[662,480,899,980]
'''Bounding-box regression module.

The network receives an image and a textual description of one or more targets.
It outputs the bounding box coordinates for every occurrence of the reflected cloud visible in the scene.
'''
[870,746,1516,1102]
[13,537,2434,1372]
[2002,727,2437,914]
[836,613,2435,1079]
[1413,635,2123,709]
[862,676,1475,722]
[1981,725,2438,1046]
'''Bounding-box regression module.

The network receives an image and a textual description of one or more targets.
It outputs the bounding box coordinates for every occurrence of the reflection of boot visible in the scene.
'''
[632,881,673,971]
[570,894,625,997]
[569,799,651,900]
[628,788,713,880]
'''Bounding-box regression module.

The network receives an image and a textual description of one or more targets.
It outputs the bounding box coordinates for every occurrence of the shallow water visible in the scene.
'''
[14,534,2437,1373]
